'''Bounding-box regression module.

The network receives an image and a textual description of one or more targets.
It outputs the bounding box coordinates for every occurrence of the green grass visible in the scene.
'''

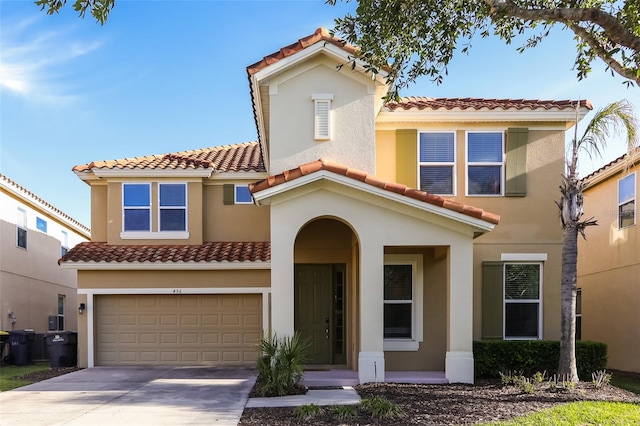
[482,401,640,425]
[0,362,51,392]
[612,375,640,395]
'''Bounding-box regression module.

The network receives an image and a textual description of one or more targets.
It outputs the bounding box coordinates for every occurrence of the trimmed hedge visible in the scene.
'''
[474,340,607,380]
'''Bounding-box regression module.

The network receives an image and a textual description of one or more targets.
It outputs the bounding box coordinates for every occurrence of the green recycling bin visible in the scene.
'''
[8,329,35,366]
[45,331,78,367]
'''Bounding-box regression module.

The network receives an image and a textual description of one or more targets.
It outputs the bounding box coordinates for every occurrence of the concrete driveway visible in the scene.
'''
[0,366,256,426]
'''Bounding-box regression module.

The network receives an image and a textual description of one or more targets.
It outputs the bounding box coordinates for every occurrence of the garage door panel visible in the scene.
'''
[96,294,262,366]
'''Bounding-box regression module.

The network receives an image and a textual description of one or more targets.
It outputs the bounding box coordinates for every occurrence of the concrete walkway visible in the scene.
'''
[0,366,256,426]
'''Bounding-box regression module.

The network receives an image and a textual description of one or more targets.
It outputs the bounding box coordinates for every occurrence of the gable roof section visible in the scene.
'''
[59,241,270,269]
[582,147,640,188]
[73,142,265,179]
[1,173,90,237]
[249,159,500,227]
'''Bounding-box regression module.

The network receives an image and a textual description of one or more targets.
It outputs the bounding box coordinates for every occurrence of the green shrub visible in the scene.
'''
[328,404,357,419]
[474,340,607,380]
[361,396,405,419]
[295,403,324,420]
[255,332,311,397]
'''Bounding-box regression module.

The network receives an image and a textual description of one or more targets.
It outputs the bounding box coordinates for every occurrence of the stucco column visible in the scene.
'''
[358,238,385,383]
[270,204,295,337]
[446,241,474,383]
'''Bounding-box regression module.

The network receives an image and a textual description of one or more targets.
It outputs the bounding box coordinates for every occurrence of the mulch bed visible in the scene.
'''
[239,380,640,425]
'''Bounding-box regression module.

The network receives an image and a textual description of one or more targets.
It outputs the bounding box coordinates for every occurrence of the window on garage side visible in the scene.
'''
[467,131,504,196]
[418,132,455,195]
[504,263,542,339]
[159,183,187,231]
[58,294,65,331]
[123,183,151,231]
[618,172,636,229]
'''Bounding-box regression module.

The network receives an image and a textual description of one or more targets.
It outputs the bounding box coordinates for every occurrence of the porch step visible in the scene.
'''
[303,370,448,387]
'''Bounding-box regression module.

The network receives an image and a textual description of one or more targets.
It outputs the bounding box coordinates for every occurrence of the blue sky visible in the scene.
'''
[1,0,638,228]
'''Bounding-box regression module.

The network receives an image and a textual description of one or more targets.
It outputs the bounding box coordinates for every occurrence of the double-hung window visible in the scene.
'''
[159,184,186,231]
[504,263,542,339]
[57,294,65,331]
[16,208,27,249]
[467,131,504,195]
[123,183,151,231]
[419,132,455,195]
[383,254,423,351]
[618,172,636,229]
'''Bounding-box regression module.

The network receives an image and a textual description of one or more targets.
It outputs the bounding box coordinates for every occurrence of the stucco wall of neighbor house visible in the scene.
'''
[105,180,204,245]
[202,183,270,241]
[267,56,377,176]
[578,168,640,373]
[0,220,79,332]
[267,180,477,382]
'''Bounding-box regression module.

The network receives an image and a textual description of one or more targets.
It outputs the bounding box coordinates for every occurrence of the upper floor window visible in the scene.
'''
[418,132,455,195]
[159,184,186,231]
[504,263,542,339]
[123,183,151,231]
[467,131,504,196]
[618,172,636,229]
[61,230,69,256]
[16,207,27,249]
[36,217,47,233]
[234,185,253,204]
[312,93,333,141]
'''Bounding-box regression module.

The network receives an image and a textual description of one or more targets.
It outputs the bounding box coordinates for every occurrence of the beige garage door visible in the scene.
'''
[95,294,262,366]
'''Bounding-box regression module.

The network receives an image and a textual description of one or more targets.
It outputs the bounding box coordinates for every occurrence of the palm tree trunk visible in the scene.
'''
[558,222,579,381]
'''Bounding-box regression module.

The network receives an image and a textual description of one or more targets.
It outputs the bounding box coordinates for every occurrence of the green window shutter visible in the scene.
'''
[223,184,234,205]
[505,128,528,197]
[482,261,504,340]
[395,129,417,188]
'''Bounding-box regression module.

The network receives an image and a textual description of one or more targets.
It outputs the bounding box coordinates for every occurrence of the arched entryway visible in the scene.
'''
[294,217,359,368]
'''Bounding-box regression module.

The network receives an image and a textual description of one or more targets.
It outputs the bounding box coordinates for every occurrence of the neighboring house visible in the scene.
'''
[0,173,90,334]
[578,149,639,374]
[60,28,591,383]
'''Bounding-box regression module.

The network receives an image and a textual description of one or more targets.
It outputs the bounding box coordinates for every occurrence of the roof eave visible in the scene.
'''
[59,260,271,270]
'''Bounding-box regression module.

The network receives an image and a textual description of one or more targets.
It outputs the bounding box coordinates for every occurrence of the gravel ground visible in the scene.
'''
[239,380,640,425]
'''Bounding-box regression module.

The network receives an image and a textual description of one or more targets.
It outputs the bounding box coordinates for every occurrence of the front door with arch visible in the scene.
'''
[294,264,346,365]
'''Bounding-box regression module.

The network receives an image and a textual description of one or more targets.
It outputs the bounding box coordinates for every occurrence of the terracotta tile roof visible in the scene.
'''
[59,241,271,264]
[0,173,91,235]
[385,97,593,112]
[249,160,500,225]
[73,142,265,173]
[246,28,356,76]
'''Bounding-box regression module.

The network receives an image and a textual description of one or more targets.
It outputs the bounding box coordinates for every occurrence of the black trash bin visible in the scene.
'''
[45,331,78,367]
[8,329,36,366]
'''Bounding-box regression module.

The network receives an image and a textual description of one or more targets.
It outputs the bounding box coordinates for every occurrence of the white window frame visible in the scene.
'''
[503,262,543,340]
[312,93,333,141]
[383,254,423,351]
[466,130,505,196]
[158,183,188,232]
[618,172,636,229]
[122,182,152,232]
[16,207,27,249]
[417,131,456,196]
[234,184,253,204]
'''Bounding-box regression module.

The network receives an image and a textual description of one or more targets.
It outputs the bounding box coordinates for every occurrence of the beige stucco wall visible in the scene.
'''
[578,169,639,373]
[267,56,377,175]
[77,269,270,289]
[90,183,108,241]
[202,183,270,241]
[0,220,78,332]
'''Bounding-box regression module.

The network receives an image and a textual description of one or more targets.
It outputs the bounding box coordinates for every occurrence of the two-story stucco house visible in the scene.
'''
[1,173,90,334]
[60,28,591,384]
[578,149,639,374]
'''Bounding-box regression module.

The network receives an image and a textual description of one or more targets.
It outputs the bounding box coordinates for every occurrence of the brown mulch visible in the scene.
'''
[15,366,80,382]
[239,380,640,425]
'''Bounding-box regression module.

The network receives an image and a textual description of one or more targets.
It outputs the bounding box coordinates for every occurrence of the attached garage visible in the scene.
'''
[95,294,262,366]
